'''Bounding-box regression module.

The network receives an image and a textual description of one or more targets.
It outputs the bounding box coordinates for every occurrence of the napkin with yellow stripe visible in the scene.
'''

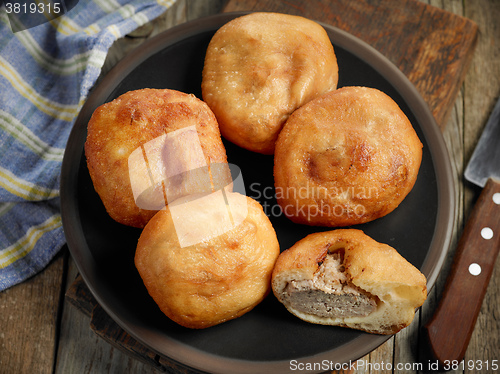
[0,0,176,291]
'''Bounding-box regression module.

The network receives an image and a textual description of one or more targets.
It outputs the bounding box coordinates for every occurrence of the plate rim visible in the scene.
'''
[60,11,455,374]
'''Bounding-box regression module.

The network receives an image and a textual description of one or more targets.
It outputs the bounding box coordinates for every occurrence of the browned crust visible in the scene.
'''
[274,86,423,227]
[85,88,229,228]
[202,12,339,154]
[135,195,280,329]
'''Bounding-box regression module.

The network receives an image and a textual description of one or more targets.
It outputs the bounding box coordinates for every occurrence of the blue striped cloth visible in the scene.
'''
[0,0,177,291]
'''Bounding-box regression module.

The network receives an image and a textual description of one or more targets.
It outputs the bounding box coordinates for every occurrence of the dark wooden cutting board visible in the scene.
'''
[223,0,478,131]
[67,1,477,373]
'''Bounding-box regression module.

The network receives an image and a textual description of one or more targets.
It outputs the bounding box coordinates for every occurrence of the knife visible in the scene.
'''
[423,96,500,367]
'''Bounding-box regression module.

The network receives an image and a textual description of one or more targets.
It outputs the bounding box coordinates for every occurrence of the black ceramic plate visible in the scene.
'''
[61,12,455,374]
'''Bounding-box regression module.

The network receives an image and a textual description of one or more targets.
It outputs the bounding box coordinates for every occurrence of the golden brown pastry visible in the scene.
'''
[85,88,231,228]
[274,86,423,227]
[201,12,339,154]
[272,229,427,334]
[135,193,280,329]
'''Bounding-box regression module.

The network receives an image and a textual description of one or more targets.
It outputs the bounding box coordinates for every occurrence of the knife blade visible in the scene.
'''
[423,96,500,367]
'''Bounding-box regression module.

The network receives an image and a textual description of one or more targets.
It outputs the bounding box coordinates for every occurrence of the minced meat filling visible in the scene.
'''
[283,252,377,318]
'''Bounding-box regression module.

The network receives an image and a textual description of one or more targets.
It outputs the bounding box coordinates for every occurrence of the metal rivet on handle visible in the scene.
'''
[493,193,500,205]
[481,227,494,240]
[469,263,482,276]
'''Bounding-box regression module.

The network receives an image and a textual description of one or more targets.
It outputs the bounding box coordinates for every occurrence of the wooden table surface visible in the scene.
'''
[1,0,499,373]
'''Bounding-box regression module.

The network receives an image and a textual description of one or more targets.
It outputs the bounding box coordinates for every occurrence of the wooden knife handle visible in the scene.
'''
[423,178,500,366]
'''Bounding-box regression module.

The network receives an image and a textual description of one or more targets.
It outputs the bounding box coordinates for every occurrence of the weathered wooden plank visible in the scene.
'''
[65,274,97,318]
[91,304,204,374]
[462,0,500,369]
[368,336,394,374]
[354,354,369,374]
[55,258,161,374]
[186,0,227,19]
[0,251,66,374]
[393,313,421,373]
